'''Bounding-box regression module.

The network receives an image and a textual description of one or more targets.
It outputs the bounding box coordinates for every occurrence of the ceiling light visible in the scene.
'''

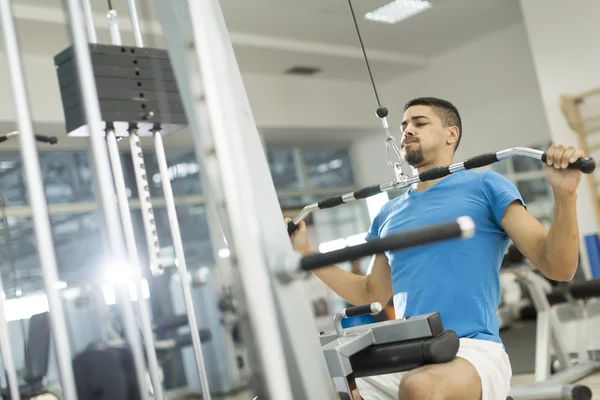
[365,0,432,24]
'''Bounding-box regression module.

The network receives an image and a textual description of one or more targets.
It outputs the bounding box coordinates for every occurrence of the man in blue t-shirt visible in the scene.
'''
[288,97,585,400]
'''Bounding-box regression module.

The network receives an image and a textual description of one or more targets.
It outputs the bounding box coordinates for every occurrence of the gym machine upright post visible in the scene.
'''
[0,1,78,399]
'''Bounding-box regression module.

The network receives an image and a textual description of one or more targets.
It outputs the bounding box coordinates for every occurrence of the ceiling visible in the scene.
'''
[6,0,523,83]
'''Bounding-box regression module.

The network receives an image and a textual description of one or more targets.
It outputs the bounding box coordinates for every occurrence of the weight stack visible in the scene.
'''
[54,44,188,137]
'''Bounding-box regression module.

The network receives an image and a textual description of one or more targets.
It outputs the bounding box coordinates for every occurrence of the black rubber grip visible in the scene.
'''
[354,184,382,200]
[299,219,466,271]
[418,166,451,182]
[35,134,58,144]
[344,304,376,318]
[152,315,188,331]
[541,153,596,174]
[571,385,592,400]
[463,152,499,169]
[287,221,298,235]
[318,195,345,209]
[173,330,212,348]
[547,278,600,305]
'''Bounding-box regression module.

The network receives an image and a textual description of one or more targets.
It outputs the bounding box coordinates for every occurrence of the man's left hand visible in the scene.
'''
[544,144,584,195]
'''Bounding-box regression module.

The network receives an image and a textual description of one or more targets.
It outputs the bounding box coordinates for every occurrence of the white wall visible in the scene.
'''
[351,22,552,185]
[0,53,377,135]
[519,0,600,277]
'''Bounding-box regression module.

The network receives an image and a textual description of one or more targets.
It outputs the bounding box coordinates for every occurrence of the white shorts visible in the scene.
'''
[355,338,512,400]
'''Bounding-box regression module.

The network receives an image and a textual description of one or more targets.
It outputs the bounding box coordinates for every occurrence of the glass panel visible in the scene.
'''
[313,201,369,245]
[491,160,509,175]
[513,156,543,173]
[143,150,203,197]
[151,204,215,268]
[279,196,304,209]
[0,152,28,206]
[50,212,105,284]
[0,212,105,295]
[0,151,95,205]
[516,178,552,204]
[302,147,355,188]
[41,151,95,203]
[513,141,551,173]
[267,148,300,190]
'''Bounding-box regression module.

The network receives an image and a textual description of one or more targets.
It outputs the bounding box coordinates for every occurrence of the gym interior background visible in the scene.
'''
[0,0,599,399]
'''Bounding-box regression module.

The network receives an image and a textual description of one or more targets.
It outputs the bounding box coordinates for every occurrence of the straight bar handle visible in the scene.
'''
[287,147,596,234]
[299,216,475,272]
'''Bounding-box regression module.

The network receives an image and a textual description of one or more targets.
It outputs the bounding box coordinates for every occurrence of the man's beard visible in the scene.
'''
[404,148,424,166]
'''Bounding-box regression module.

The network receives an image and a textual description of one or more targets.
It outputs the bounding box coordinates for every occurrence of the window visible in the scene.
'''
[0,144,362,293]
[0,151,95,206]
[267,147,300,190]
[302,147,355,189]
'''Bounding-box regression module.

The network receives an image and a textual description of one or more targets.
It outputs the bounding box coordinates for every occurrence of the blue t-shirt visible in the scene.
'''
[366,170,524,344]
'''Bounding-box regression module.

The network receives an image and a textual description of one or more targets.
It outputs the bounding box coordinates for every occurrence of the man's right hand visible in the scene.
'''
[284,217,313,255]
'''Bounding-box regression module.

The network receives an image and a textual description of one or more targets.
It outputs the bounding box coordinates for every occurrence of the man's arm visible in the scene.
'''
[286,218,393,306]
[309,253,393,306]
[501,144,584,282]
[501,195,579,281]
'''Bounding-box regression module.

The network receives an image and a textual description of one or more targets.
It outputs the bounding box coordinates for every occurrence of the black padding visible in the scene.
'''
[338,392,352,400]
[547,278,600,305]
[418,166,451,182]
[24,312,51,384]
[318,195,345,209]
[425,313,445,336]
[463,153,499,170]
[350,330,459,378]
[345,304,375,318]
[354,184,382,200]
[73,343,140,400]
[173,330,213,348]
[572,385,592,400]
[152,314,189,332]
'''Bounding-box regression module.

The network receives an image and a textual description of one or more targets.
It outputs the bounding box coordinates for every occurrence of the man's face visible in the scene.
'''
[400,105,447,167]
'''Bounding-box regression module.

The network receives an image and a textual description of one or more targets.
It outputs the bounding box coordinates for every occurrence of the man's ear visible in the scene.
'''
[446,126,460,146]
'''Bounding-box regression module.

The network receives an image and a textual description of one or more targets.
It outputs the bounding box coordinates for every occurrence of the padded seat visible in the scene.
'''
[350,330,459,378]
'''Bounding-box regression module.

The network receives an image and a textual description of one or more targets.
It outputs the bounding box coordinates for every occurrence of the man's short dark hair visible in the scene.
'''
[403,97,462,152]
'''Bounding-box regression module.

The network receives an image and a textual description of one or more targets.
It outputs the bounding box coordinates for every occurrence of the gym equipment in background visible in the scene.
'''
[503,250,600,400]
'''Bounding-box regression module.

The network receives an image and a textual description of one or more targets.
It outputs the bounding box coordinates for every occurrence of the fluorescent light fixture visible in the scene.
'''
[365,0,432,24]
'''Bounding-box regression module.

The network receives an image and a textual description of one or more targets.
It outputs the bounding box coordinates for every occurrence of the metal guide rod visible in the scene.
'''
[157,0,338,397]
[61,0,150,397]
[129,133,163,276]
[107,9,122,44]
[0,1,78,399]
[154,131,212,399]
[151,1,295,398]
[106,130,165,400]
[80,0,97,43]
[125,0,214,393]
[0,278,20,400]
[110,0,163,276]
[103,6,164,398]
[127,0,145,47]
